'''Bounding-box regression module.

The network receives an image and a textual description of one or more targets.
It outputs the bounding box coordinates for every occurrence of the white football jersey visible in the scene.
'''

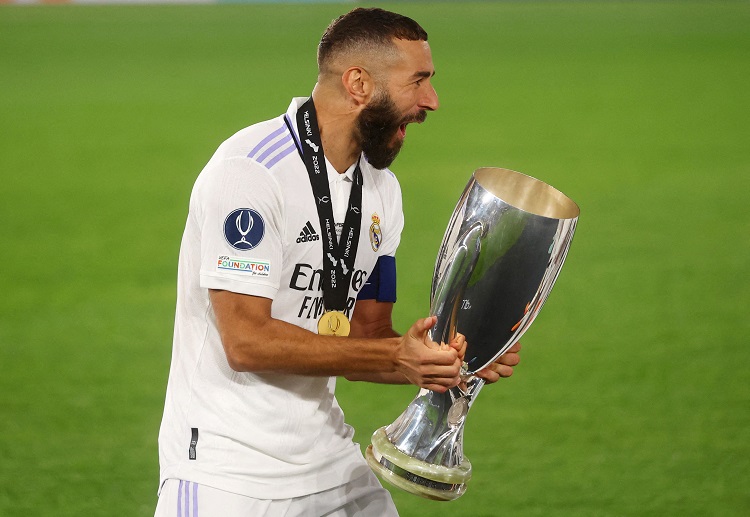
[157,98,404,499]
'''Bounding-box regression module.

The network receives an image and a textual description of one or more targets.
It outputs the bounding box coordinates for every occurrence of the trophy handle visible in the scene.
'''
[429,222,483,346]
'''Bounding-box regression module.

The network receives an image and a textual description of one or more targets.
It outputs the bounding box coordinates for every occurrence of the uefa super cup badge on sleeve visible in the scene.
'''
[366,167,580,500]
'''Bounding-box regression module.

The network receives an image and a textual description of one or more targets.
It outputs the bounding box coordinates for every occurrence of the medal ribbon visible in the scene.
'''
[295,97,363,312]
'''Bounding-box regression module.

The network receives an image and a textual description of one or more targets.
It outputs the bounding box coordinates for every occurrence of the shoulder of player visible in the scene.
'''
[214,116,295,166]
[193,119,289,194]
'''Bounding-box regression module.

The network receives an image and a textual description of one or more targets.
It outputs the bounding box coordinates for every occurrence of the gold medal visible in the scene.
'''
[318,311,351,337]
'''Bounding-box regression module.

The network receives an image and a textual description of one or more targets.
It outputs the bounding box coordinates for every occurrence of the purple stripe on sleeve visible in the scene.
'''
[256,134,292,162]
[247,125,287,158]
[193,482,198,517]
[265,142,298,168]
[177,480,183,516]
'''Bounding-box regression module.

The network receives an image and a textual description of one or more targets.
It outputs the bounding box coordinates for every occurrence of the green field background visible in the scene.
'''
[1,1,748,515]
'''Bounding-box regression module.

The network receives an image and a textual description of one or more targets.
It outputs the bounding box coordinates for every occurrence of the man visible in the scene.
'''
[156,7,521,516]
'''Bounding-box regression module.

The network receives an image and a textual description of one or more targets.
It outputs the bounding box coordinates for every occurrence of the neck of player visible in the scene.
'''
[311,87,362,174]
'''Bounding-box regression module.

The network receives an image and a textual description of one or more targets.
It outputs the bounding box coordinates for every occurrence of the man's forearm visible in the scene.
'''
[210,290,463,392]
[218,308,402,376]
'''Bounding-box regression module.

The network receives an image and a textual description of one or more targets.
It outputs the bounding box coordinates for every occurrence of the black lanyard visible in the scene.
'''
[295,97,363,312]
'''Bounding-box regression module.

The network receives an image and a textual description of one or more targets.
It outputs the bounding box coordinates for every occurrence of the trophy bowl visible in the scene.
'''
[366,167,580,500]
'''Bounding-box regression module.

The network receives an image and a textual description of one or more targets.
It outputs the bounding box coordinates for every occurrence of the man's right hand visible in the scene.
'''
[394,316,464,392]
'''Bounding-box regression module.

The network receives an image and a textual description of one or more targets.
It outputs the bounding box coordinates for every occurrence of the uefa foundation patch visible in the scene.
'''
[217,256,271,277]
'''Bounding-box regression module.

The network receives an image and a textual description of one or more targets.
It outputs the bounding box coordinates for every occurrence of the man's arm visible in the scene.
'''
[349,299,399,339]
[345,299,408,384]
[209,289,462,393]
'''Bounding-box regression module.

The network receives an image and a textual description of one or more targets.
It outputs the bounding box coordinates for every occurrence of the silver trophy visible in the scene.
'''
[366,167,579,500]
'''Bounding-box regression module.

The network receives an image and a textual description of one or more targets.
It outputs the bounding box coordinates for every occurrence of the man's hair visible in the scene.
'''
[318,7,428,74]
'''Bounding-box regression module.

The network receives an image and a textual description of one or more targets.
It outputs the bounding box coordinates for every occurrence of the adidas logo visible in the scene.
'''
[296,221,320,243]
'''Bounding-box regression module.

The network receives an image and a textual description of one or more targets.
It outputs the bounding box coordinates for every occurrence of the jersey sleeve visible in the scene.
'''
[197,156,284,299]
[357,171,404,302]
[378,172,404,258]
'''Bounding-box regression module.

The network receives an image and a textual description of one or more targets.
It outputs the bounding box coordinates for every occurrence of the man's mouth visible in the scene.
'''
[397,111,427,139]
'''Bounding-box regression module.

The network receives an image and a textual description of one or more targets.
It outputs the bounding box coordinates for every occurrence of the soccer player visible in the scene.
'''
[155,7,521,516]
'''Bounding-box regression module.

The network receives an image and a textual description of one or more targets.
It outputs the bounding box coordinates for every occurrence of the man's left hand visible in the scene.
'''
[475,342,522,384]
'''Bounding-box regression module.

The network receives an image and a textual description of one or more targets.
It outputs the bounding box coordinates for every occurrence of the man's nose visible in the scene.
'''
[420,84,439,111]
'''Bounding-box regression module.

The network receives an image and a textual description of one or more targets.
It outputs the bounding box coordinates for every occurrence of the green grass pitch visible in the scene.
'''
[1,1,748,515]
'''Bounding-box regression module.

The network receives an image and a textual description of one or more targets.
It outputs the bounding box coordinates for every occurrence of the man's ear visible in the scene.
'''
[341,66,374,107]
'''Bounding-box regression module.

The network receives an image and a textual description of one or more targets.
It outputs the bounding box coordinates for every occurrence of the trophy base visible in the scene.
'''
[365,427,471,501]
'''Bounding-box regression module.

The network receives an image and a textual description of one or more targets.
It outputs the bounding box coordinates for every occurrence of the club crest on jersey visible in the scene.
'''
[369,213,382,252]
[224,208,265,251]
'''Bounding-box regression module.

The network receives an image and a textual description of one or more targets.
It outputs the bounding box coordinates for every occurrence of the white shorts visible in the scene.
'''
[154,471,398,517]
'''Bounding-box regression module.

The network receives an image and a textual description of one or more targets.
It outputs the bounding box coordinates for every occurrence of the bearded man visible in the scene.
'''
[155,7,520,516]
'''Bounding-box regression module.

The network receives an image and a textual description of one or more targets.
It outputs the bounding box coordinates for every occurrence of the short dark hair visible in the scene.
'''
[318,7,428,72]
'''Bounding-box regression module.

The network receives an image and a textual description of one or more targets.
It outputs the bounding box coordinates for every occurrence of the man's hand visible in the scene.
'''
[475,342,522,384]
[394,316,463,393]
[447,332,467,360]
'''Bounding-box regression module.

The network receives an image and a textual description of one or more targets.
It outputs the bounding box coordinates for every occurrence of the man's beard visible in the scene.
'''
[355,92,427,170]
